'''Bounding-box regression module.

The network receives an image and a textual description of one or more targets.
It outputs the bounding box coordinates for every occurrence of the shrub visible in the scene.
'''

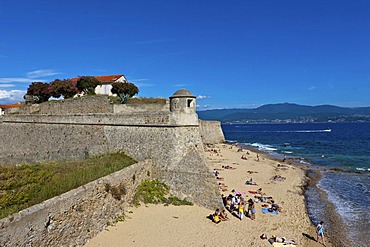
[134,179,193,207]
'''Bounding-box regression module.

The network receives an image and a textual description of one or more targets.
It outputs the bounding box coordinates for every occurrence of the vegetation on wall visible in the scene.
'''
[108,96,167,105]
[76,76,102,95]
[24,82,51,103]
[128,97,167,104]
[49,79,79,99]
[24,79,79,103]
[111,82,139,104]
[0,152,136,219]
[134,179,193,207]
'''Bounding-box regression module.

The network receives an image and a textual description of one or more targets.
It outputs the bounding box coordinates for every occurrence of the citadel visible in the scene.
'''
[0,89,225,246]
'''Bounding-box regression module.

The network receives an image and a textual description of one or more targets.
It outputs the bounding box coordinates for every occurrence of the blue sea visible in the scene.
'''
[221,122,370,246]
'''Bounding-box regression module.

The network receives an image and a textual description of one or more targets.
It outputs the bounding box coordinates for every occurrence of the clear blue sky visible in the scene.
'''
[1,0,369,109]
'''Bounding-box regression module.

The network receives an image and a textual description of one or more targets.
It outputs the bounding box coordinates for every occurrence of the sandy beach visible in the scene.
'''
[85,143,331,247]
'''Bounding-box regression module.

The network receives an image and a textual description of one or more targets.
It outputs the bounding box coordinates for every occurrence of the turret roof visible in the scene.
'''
[172,89,193,97]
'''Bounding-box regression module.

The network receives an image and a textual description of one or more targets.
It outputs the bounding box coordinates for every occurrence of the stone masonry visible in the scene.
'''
[0,89,225,245]
[0,160,152,247]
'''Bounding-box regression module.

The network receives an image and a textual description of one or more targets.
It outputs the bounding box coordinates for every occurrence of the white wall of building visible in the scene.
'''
[94,76,127,96]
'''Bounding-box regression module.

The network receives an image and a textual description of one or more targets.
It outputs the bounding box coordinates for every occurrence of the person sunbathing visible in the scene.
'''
[255,195,273,203]
[222,165,236,170]
[212,209,221,224]
[218,183,228,191]
[269,235,296,245]
[245,180,257,185]
[220,209,229,221]
[270,200,282,212]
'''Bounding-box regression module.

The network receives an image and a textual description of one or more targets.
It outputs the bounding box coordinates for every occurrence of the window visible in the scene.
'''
[187,99,193,107]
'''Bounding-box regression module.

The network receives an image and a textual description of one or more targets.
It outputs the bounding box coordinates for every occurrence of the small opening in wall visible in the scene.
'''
[187,99,193,107]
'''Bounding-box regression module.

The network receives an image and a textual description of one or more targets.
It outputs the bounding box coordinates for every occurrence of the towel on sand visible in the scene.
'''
[272,243,296,247]
[261,208,278,215]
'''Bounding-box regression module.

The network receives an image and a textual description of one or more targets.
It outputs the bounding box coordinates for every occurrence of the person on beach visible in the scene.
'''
[213,209,221,224]
[247,198,254,216]
[256,154,260,162]
[251,203,256,220]
[269,200,281,212]
[238,202,244,220]
[220,209,229,221]
[316,221,325,246]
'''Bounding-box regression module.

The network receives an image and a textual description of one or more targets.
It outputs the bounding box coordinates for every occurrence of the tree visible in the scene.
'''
[24,82,51,103]
[49,79,79,99]
[76,76,101,95]
[111,82,139,103]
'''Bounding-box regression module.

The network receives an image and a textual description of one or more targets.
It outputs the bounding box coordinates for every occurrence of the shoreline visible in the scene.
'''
[239,142,354,247]
[85,142,332,246]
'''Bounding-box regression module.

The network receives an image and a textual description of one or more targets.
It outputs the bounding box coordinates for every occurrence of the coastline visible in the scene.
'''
[243,143,355,247]
[304,168,352,247]
[85,143,331,247]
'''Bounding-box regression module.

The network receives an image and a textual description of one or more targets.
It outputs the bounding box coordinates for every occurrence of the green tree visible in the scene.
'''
[24,82,51,103]
[76,76,101,95]
[111,82,139,103]
[49,79,79,99]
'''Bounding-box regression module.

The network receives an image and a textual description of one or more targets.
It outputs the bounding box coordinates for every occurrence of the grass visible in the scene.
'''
[106,213,126,227]
[134,179,193,207]
[108,96,167,105]
[128,97,167,104]
[0,152,136,219]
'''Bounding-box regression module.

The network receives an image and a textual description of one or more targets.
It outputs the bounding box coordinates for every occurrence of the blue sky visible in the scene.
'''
[1,0,369,109]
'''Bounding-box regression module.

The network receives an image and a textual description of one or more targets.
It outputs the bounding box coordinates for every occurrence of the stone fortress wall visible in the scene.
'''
[0,89,225,246]
[199,120,225,144]
[0,160,153,247]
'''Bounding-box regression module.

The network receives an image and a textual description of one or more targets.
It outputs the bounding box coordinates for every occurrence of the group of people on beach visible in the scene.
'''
[208,144,327,246]
[223,190,257,221]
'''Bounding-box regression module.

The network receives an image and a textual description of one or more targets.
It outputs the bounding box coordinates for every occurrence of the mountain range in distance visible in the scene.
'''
[197,103,370,123]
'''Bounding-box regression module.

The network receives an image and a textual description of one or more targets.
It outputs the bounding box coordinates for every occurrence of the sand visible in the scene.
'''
[85,143,331,247]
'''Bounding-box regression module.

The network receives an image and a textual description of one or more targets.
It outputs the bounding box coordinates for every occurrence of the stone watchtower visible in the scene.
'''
[169,89,196,113]
[169,89,198,125]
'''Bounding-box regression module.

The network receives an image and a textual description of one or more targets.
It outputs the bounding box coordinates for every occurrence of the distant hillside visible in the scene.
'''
[197,103,370,123]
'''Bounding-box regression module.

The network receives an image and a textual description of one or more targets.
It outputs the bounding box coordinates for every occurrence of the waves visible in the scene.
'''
[356,167,370,172]
[223,123,370,246]
[243,142,277,151]
[318,173,370,245]
[235,129,332,133]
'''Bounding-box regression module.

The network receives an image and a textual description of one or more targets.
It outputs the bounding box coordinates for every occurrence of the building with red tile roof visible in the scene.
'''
[0,103,23,115]
[70,74,128,95]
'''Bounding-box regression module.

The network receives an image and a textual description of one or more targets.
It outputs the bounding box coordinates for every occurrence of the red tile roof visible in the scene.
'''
[70,74,124,84]
[0,103,23,109]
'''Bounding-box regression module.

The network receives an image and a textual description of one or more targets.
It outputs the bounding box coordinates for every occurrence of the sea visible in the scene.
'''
[221,122,370,247]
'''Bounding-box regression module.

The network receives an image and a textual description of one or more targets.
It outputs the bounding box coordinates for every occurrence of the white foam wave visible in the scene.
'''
[246,142,278,151]
[283,151,293,154]
[278,129,331,133]
[299,160,311,165]
[318,179,361,224]
[356,167,370,172]
[244,129,332,133]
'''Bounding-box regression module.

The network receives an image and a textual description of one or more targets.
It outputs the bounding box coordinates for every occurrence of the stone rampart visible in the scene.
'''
[0,114,223,209]
[7,95,114,115]
[199,120,225,144]
[0,160,153,247]
[113,102,169,113]
[0,89,224,246]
